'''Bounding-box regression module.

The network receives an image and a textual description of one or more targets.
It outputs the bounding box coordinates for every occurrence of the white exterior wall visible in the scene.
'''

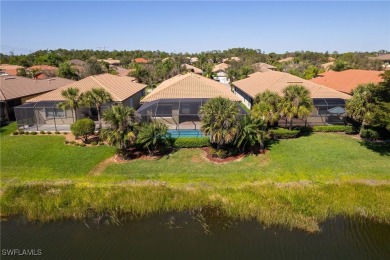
[233,86,252,109]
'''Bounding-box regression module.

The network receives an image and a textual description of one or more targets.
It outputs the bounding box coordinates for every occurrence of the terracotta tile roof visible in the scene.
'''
[278,57,294,63]
[97,58,121,65]
[233,70,351,100]
[27,65,58,71]
[0,76,74,101]
[134,58,148,64]
[182,64,203,74]
[212,63,230,72]
[374,54,390,61]
[28,73,146,102]
[0,64,24,76]
[141,73,239,103]
[252,62,276,70]
[310,69,383,94]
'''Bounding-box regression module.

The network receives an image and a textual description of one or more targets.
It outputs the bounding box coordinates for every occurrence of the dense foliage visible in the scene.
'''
[70,118,96,143]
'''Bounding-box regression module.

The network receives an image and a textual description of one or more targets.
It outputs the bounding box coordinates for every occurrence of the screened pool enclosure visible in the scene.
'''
[137,98,247,130]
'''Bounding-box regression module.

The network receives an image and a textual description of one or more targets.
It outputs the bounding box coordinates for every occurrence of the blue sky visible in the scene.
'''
[1,1,389,54]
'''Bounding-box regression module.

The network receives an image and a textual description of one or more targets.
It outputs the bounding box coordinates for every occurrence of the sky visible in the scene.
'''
[1,1,389,54]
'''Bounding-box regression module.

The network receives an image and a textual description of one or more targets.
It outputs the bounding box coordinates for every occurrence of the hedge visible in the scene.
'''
[312,125,353,132]
[174,137,210,148]
[268,128,300,139]
[360,129,380,140]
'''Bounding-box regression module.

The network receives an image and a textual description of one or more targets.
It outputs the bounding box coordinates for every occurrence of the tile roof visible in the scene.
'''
[0,76,74,101]
[0,64,24,70]
[278,57,294,63]
[310,69,384,94]
[321,61,334,70]
[134,58,148,63]
[374,54,390,61]
[182,64,203,74]
[97,58,121,65]
[141,73,240,102]
[233,70,351,100]
[212,63,230,72]
[27,65,58,71]
[252,62,277,70]
[28,73,146,102]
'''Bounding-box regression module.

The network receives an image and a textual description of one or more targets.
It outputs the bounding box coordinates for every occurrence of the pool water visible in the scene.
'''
[168,129,205,138]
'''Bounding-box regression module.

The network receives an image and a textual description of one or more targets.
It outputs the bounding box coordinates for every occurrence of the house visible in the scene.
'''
[310,69,383,94]
[369,54,390,70]
[134,58,148,64]
[27,65,58,79]
[97,58,121,66]
[14,74,146,131]
[137,73,243,130]
[212,63,230,84]
[278,57,294,63]
[232,70,351,125]
[252,62,277,71]
[189,57,198,64]
[0,75,74,121]
[181,64,203,74]
[0,64,24,76]
[321,62,334,71]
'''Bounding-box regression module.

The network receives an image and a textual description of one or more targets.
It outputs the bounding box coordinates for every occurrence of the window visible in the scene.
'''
[45,108,66,118]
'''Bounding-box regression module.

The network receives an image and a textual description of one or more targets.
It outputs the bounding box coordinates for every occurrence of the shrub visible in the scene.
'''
[312,125,352,132]
[64,140,70,144]
[19,130,25,135]
[80,143,86,147]
[40,131,46,134]
[74,143,80,146]
[360,129,380,140]
[70,118,95,143]
[210,148,228,159]
[63,132,68,135]
[12,131,19,135]
[91,141,98,146]
[345,128,358,135]
[55,131,60,134]
[30,132,37,135]
[268,128,299,139]
[47,131,52,135]
[70,140,76,145]
[174,137,210,148]
[98,141,104,146]
[25,132,30,135]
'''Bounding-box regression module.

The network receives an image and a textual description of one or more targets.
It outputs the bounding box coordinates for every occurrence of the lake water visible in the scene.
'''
[1,210,390,259]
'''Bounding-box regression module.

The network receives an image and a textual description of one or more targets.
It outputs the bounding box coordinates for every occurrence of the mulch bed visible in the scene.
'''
[201,147,246,163]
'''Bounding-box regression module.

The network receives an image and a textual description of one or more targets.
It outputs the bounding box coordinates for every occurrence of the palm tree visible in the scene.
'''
[202,63,214,78]
[346,83,375,131]
[251,90,281,128]
[100,105,138,153]
[199,97,240,150]
[82,88,113,129]
[58,87,82,122]
[136,121,172,155]
[280,85,314,129]
[226,68,238,83]
[234,115,265,153]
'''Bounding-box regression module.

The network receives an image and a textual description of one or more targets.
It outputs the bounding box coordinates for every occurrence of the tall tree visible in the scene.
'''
[251,90,282,128]
[57,62,79,80]
[82,88,113,129]
[234,115,265,153]
[100,105,138,153]
[199,97,240,150]
[280,85,314,129]
[58,87,82,121]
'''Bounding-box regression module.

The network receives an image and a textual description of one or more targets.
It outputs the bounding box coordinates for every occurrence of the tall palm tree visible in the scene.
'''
[346,83,375,131]
[251,90,282,128]
[100,105,138,152]
[234,115,265,153]
[199,97,240,150]
[58,87,82,122]
[82,88,113,129]
[280,85,314,129]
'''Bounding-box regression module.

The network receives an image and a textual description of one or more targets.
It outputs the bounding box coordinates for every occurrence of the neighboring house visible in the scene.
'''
[321,62,334,71]
[181,64,203,74]
[189,57,198,64]
[134,58,148,64]
[310,69,383,94]
[112,66,137,80]
[212,63,230,84]
[14,74,146,131]
[278,57,294,63]
[222,57,241,63]
[137,73,242,130]
[0,64,24,76]
[27,65,58,79]
[232,70,351,125]
[0,75,74,121]
[252,62,277,71]
[369,54,390,70]
[97,58,121,66]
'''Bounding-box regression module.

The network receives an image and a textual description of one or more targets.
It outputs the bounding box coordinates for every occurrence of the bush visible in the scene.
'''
[98,142,104,146]
[210,148,228,159]
[64,140,70,144]
[19,130,25,135]
[268,128,299,139]
[345,128,359,135]
[30,132,37,135]
[70,140,76,145]
[174,137,210,148]
[74,143,80,146]
[12,131,19,135]
[80,143,86,147]
[47,131,52,135]
[70,118,95,143]
[55,131,60,134]
[312,125,352,132]
[91,141,98,146]
[63,132,68,135]
[25,132,30,135]
[40,131,46,134]
[360,129,380,140]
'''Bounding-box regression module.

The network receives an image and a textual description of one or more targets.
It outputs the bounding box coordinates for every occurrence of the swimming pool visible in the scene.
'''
[168,129,205,138]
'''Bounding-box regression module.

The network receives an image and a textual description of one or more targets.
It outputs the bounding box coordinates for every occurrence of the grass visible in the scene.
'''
[1,122,390,231]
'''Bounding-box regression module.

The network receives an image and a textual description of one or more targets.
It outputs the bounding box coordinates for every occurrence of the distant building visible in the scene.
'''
[0,64,24,76]
[181,64,203,74]
[26,65,58,79]
[370,54,390,70]
[212,63,230,84]
[97,58,121,66]
[278,57,294,63]
[134,58,148,64]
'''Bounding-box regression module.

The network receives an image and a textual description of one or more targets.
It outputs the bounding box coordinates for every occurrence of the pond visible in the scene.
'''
[1,210,390,259]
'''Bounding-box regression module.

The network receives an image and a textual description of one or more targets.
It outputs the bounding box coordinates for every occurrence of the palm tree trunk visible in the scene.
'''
[97,105,102,130]
[289,119,293,130]
[73,107,77,121]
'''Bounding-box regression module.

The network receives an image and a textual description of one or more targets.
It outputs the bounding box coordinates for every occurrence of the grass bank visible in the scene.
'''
[1,123,390,232]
